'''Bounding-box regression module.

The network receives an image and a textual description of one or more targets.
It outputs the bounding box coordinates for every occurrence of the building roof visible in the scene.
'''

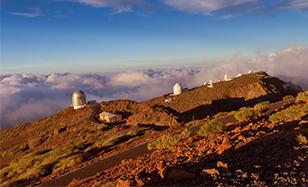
[72,90,86,98]
[173,82,182,88]
[99,112,119,118]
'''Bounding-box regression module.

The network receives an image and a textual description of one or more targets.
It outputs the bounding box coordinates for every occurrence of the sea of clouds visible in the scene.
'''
[1,46,308,129]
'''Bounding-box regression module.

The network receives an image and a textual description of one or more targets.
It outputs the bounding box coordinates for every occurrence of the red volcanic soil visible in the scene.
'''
[69,108,308,186]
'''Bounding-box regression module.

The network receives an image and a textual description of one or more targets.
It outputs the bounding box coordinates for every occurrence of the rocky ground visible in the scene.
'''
[68,104,308,186]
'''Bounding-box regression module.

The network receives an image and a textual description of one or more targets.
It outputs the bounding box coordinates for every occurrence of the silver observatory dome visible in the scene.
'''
[72,90,86,110]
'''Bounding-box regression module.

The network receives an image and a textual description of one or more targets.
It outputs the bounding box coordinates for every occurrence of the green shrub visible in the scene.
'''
[296,91,308,103]
[147,129,190,150]
[11,143,29,153]
[283,95,294,101]
[0,125,149,185]
[185,120,203,127]
[254,101,270,113]
[53,154,84,173]
[96,123,108,131]
[234,107,257,122]
[269,103,308,125]
[214,112,228,118]
[197,120,225,137]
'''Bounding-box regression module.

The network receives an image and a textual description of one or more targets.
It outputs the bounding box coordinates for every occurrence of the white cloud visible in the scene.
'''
[289,0,308,10]
[8,8,42,18]
[68,0,148,13]
[164,0,257,14]
[0,46,307,129]
[164,0,308,16]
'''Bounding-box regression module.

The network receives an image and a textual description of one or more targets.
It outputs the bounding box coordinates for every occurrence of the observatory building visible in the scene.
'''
[207,80,214,88]
[173,83,183,95]
[72,90,86,110]
[224,74,231,81]
[99,112,122,123]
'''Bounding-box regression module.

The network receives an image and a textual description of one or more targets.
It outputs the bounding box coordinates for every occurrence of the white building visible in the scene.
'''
[224,74,231,81]
[235,73,242,78]
[173,83,183,95]
[99,112,122,123]
[207,80,213,88]
[72,90,86,110]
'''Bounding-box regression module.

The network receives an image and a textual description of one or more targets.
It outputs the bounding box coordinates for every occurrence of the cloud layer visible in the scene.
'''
[8,8,42,18]
[164,0,256,14]
[5,0,308,18]
[1,46,308,129]
[67,0,308,15]
[67,0,150,13]
[164,0,308,16]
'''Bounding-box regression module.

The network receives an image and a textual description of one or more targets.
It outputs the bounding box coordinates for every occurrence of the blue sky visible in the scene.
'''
[1,0,308,73]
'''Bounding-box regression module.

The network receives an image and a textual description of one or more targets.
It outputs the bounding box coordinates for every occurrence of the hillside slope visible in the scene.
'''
[0,72,303,186]
[68,93,308,187]
[145,72,301,120]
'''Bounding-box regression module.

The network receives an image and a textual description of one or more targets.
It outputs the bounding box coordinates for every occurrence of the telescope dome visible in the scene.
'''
[72,90,86,110]
[173,83,182,95]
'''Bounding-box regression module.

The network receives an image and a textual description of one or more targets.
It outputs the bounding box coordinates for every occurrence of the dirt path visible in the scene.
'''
[40,99,292,186]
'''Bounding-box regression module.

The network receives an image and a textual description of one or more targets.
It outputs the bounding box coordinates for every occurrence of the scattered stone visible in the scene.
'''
[116,179,131,187]
[238,135,245,141]
[135,177,144,186]
[216,142,232,155]
[162,166,195,181]
[216,161,228,169]
[202,168,220,177]
[253,165,261,169]
[256,131,266,137]
[233,127,241,133]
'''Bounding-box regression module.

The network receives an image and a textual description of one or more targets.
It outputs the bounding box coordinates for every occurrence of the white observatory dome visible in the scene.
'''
[173,83,182,95]
[72,90,86,110]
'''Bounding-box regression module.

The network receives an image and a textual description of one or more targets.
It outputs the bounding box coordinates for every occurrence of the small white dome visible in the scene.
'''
[173,83,182,95]
[72,90,86,110]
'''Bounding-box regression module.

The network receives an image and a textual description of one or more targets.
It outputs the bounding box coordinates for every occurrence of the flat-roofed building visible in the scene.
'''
[99,112,122,123]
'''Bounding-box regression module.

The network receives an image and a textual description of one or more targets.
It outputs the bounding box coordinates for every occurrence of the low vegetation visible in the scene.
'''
[128,105,180,127]
[0,125,147,186]
[234,107,257,122]
[283,95,294,101]
[28,135,49,148]
[214,112,229,119]
[96,123,109,131]
[269,103,308,125]
[295,91,308,103]
[253,101,270,113]
[147,129,190,150]
[197,120,225,137]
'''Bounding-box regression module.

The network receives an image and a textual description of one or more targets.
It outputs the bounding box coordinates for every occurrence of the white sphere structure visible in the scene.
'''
[173,83,182,95]
[72,90,86,110]
[207,80,213,88]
